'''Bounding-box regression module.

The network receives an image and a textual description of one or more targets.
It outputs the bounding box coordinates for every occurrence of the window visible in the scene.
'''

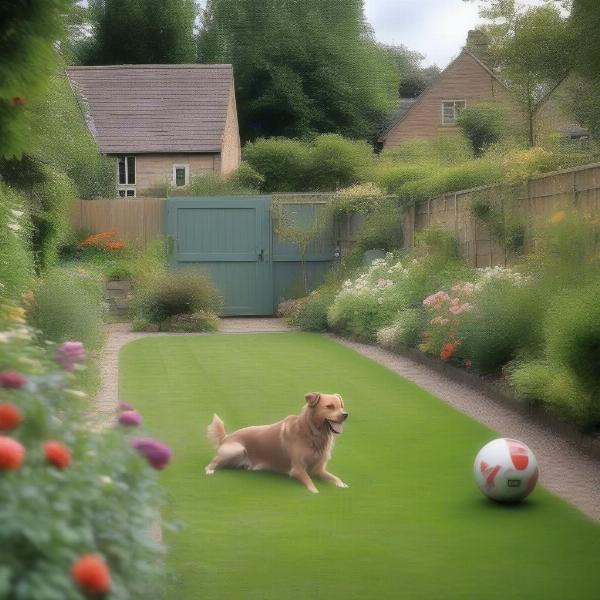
[118,188,136,198]
[117,156,136,185]
[441,100,466,125]
[172,164,190,187]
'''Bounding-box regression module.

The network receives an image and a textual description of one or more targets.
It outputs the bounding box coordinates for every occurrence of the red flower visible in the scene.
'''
[0,371,27,389]
[0,436,25,469]
[43,441,72,469]
[11,96,26,106]
[72,554,111,595]
[0,403,22,430]
[440,342,456,362]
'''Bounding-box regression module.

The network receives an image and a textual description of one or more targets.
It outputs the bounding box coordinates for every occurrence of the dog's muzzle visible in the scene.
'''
[327,412,348,435]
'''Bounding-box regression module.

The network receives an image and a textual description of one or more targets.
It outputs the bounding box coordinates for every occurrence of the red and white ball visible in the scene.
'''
[473,438,539,502]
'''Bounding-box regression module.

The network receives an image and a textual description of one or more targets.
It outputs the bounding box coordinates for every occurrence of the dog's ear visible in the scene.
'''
[305,392,321,408]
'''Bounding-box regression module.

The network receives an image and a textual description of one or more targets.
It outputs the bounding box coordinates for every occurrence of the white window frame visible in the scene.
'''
[172,164,190,187]
[441,100,466,126]
[116,155,136,198]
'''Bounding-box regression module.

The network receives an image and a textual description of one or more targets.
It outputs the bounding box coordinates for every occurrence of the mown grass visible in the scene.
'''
[120,333,599,600]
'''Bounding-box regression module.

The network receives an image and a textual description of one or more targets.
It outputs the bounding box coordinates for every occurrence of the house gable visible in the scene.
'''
[381,50,521,148]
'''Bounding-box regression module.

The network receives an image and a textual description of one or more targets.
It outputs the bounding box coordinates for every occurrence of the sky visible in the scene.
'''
[363,0,548,68]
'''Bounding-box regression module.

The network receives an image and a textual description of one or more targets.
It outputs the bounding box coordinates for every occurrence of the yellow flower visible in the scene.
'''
[550,210,566,225]
[1,305,26,323]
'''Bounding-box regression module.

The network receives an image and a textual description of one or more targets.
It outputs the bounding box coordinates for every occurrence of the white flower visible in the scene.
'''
[11,209,24,218]
[377,297,384,305]
[8,222,21,232]
[64,388,88,399]
[99,475,113,485]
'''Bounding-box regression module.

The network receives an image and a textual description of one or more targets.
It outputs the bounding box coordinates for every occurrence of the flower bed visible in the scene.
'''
[0,304,172,598]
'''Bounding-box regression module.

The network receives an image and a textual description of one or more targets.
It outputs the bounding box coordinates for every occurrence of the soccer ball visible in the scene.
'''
[473,438,539,502]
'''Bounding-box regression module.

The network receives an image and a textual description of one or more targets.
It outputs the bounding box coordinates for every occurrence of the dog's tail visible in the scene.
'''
[207,413,226,448]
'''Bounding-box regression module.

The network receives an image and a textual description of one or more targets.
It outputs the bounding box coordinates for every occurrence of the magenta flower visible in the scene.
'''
[119,402,134,411]
[0,371,27,389]
[55,342,86,372]
[119,410,142,427]
[131,438,172,470]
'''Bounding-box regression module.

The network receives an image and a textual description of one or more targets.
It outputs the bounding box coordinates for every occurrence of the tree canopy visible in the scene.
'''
[198,0,399,141]
[78,0,197,65]
[382,45,440,98]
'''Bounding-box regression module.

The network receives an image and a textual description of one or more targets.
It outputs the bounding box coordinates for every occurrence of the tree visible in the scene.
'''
[566,0,600,140]
[457,102,510,155]
[382,45,441,98]
[0,0,73,158]
[79,0,197,65]
[198,0,398,141]
[466,1,571,145]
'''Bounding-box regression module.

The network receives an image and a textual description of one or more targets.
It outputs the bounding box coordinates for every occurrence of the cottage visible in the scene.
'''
[380,45,521,149]
[67,64,241,197]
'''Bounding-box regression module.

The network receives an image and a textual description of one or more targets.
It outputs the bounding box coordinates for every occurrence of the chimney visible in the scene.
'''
[466,29,490,63]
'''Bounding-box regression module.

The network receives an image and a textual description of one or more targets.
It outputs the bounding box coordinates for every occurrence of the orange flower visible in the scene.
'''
[105,239,125,251]
[80,229,118,249]
[550,210,566,225]
[11,96,26,107]
[440,342,455,362]
[0,403,22,430]
[43,441,72,469]
[72,555,111,595]
[0,436,25,469]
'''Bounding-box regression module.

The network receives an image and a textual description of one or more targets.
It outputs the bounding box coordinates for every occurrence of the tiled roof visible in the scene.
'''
[67,64,233,154]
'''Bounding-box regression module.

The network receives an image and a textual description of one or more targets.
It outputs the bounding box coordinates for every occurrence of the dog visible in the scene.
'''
[205,392,349,493]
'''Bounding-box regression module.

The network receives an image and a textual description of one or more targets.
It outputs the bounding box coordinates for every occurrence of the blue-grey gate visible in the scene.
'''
[166,196,334,316]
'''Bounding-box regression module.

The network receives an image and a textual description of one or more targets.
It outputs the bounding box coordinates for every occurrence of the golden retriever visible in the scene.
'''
[205,392,349,493]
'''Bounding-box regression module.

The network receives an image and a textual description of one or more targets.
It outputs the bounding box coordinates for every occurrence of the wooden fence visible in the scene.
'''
[70,197,165,246]
[406,162,600,267]
[70,162,600,266]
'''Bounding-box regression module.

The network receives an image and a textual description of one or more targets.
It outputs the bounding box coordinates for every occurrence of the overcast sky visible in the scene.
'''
[364,0,547,68]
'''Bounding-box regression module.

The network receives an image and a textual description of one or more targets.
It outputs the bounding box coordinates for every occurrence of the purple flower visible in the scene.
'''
[0,371,27,389]
[55,341,86,372]
[118,410,142,427]
[131,438,172,470]
[119,401,134,412]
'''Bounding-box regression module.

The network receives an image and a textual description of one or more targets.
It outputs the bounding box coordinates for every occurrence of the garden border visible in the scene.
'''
[387,343,600,461]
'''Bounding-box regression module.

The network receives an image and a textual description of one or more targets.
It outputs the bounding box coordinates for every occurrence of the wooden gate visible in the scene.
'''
[166,196,334,316]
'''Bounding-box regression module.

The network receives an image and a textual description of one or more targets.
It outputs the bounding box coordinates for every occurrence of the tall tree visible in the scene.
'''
[382,45,440,99]
[79,0,197,65]
[566,0,600,140]
[198,0,398,141]
[466,1,571,145]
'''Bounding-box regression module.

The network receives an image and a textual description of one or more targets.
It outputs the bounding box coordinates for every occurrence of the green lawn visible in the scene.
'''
[120,333,600,600]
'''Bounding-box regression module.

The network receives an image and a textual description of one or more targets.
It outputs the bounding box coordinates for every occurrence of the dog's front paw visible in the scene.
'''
[308,486,319,494]
[205,466,215,475]
[335,481,349,488]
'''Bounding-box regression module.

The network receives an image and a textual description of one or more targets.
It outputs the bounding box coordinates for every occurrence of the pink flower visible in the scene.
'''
[119,401,134,411]
[449,305,463,315]
[461,303,473,312]
[55,342,86,372]
[131,438,172,470]
[0,371,27,389]
[119,410,142,427]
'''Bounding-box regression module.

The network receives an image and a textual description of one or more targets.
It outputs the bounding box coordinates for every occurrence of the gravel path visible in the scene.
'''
[96,320,599,523]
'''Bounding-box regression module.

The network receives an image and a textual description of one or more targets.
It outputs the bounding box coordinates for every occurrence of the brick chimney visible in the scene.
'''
[466,29,491,63]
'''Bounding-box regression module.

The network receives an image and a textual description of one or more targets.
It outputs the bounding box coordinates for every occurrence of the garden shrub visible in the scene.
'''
[544,282,600,393]
[376,307,427,349]
[0,183,34,302]
[308,134,373,191]
[457,102,510,155]
[0,310,166,599]
[133,269,222,326]
[458,277,541,373]
[183,173,258,196]
[277,298,306,324]
[159,310,219,333]
[368,163,430,193]
[27,267,106,352]
[229,161,265,191]
[508,358,593,425]
[243,137,311,192]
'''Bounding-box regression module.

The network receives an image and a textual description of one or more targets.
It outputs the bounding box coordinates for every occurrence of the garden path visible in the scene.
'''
[96,320,599,522]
